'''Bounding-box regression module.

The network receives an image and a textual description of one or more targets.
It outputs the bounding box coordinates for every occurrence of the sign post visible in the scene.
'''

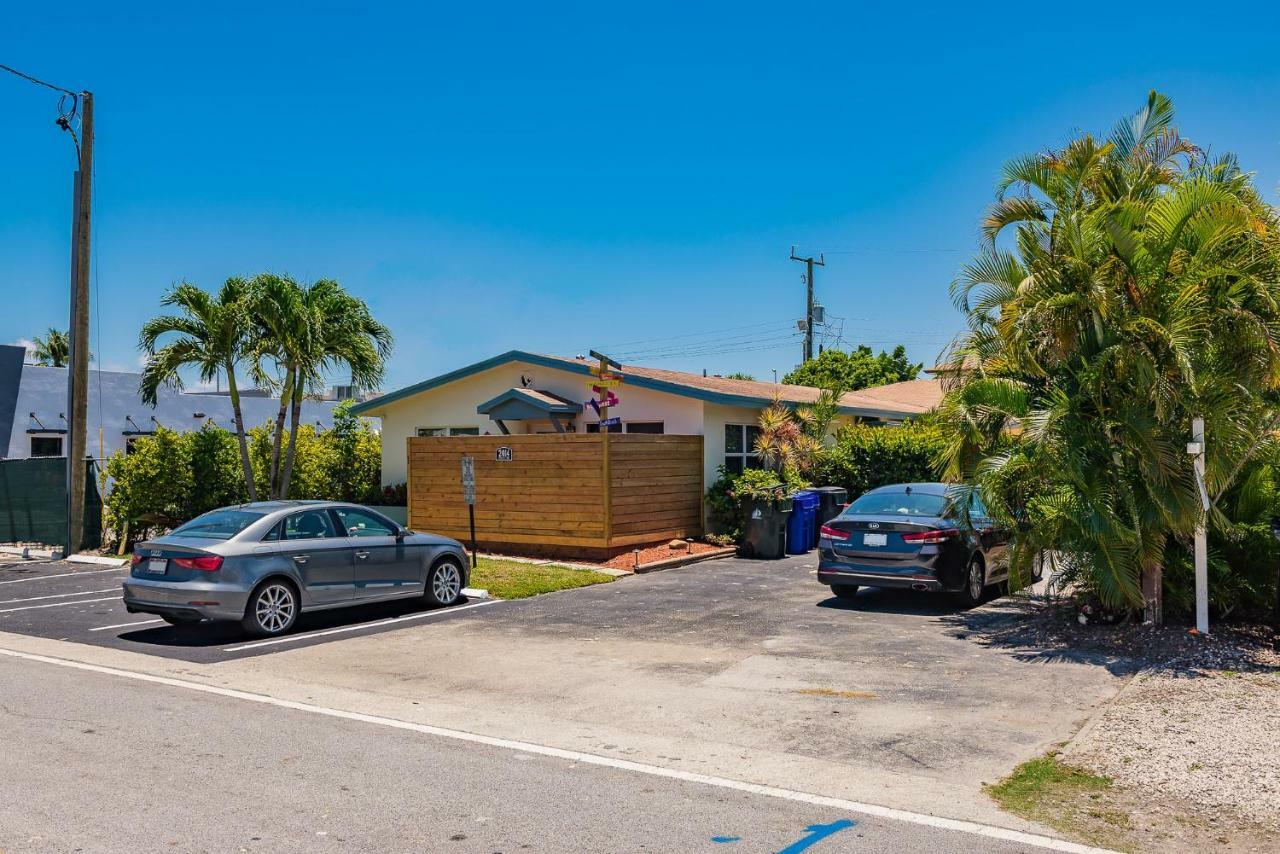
[1189,417,1209,634]
[461,455,477,569]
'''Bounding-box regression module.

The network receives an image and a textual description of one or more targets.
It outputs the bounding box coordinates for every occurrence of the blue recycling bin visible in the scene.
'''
[786,490,820,554]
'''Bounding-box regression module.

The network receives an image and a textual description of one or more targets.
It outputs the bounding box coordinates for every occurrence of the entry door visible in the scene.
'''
[280,509,353,605]
[334,506,421,598]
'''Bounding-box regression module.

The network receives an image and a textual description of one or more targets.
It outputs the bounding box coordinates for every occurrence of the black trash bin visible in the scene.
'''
[809,486,849,546]
[741,497,791,559]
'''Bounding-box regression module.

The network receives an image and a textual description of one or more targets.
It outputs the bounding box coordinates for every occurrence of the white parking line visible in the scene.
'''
[0,588,119,605]
[89,619,165,632]
[222,599,501,652]
[0,596,119,614]
[0,568,121,585]
[0,646,1114,854]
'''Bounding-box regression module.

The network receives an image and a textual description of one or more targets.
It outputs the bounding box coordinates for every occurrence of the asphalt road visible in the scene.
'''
[0,654,1043,854]
[0,559,496,661]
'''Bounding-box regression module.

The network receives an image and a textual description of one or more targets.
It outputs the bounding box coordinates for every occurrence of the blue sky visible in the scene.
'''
[4,2,1280,391]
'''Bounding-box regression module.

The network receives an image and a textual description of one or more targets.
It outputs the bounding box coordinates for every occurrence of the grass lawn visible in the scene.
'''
[986,753,1132,851]
[470,557,614,600]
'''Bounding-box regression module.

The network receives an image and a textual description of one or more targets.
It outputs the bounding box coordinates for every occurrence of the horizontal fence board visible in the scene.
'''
[610,528,701,547]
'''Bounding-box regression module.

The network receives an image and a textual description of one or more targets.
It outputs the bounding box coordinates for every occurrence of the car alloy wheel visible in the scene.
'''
[249,582,297,636]
[428,559,463,606]
[955,556,986,608]
[969,561,984,601]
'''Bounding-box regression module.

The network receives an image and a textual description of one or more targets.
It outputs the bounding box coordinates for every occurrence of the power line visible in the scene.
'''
[610,328,799,359]
[0,62,78,95]
[611,332,804,360]
[601,319,789,350]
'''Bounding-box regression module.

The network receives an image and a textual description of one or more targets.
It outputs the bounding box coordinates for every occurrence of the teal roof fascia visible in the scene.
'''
[351,350,904,418]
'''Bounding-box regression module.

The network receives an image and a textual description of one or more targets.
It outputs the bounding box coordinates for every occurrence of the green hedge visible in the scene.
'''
[103,402,381,543]
[815,421,944,499]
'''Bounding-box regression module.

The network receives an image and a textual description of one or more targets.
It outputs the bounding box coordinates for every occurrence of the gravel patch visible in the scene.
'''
[1065,648,1280,831]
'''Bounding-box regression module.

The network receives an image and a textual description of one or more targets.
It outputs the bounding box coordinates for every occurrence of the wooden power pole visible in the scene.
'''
[65,91,93,555]
[790,246,824,363]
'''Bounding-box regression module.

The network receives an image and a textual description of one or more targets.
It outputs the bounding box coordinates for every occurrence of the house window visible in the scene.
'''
[30,435,64,458]
[585,422,621,434]
[624,421,664,434]
[722,424,761,475]
[417,427,480,437]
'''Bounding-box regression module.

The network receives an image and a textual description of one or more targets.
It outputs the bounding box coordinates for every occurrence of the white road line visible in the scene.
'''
[0,597,118,614]
[0,588,119,605]
[89,619,165,632]
[0,568,121,585]
[222,599,501,652]
[0,646,1113,854]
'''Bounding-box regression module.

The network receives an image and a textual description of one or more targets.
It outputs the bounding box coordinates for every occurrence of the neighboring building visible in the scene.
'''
[0,345,339,463]
[351,350,943,489]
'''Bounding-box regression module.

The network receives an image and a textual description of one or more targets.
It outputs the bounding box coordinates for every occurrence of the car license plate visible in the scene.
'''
[863,533,887,547]
[145,558,167,575]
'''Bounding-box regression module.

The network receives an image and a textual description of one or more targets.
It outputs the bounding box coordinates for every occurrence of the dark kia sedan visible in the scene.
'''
[123,501,470,636]
[817,483,1028,606]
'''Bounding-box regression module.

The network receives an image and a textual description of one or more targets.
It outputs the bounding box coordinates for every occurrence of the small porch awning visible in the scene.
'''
[476,388,583,434]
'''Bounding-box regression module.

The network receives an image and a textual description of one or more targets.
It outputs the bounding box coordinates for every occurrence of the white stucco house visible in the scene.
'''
[351,350,943,489]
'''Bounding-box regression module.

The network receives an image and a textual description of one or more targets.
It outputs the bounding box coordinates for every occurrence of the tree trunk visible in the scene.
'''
[1142,563,1163,626]
[269,366,293,499]
[279,383,304,499]
[225,362,257,502]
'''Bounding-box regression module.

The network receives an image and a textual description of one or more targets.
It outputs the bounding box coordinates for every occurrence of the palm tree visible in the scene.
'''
[936,92,1280,621]
[139,279,259,501]
[277,280,392,498]
[245,273,307,498]
[31,328,70,367]
[246,275,392,499]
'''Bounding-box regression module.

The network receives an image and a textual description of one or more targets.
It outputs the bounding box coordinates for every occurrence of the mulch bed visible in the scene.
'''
[600,540,727,571]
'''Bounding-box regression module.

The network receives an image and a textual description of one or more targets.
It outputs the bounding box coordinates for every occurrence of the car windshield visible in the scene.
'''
[846,491,948,517]
[169,509,265,540]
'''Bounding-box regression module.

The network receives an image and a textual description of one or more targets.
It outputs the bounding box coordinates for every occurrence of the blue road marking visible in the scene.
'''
[776,819,857,854]
[711,836,741,843]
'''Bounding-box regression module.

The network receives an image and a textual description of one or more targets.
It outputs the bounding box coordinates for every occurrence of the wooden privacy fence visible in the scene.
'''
[406,434,704,558]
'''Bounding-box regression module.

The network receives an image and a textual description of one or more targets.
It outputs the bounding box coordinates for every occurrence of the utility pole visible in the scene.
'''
[65,91,93,555]
[790,246,824,363]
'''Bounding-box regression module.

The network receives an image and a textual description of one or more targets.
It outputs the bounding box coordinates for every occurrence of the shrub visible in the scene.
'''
[816,421,944,499]
[104,416,382,545]
[705,465,809,540]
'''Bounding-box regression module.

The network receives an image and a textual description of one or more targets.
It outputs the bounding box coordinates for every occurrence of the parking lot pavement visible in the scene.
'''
[196,553,1125,828]
[0,560,498,662]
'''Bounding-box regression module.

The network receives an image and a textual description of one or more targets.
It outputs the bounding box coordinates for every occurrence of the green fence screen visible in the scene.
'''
[0,458,102,550]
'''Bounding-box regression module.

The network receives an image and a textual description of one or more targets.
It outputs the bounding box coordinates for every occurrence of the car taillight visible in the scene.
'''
[819,524,850,541]
[172,555,223,572]
[901,528,960,545]
[130,553,144,566]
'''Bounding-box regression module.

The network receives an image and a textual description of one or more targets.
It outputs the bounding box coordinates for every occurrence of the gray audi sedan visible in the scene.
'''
[123,500,471,636]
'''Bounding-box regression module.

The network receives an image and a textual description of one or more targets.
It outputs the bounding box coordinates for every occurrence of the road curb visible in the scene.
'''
[633,546,737,574]
[68,553,128,567]
[0,545,64,561]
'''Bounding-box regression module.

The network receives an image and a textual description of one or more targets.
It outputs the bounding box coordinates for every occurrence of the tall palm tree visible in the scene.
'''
[277,280,392,498]
[31,328,71,367]
[245,274,307,499]
[139,279,259,501]
[936,92,1280,620]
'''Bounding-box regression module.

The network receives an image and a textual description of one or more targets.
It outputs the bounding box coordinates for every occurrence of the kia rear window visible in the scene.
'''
[846,492,948,517]
[169,510,265,539]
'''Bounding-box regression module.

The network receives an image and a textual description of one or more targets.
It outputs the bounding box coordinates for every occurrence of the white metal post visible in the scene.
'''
[1191,416,1209,634]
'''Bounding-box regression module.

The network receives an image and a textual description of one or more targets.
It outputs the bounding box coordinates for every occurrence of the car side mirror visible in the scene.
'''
[396,527,409,541]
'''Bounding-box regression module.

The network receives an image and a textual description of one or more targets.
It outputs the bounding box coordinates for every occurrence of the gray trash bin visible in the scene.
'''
[741,497,791,559]
[809,486,849,546]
